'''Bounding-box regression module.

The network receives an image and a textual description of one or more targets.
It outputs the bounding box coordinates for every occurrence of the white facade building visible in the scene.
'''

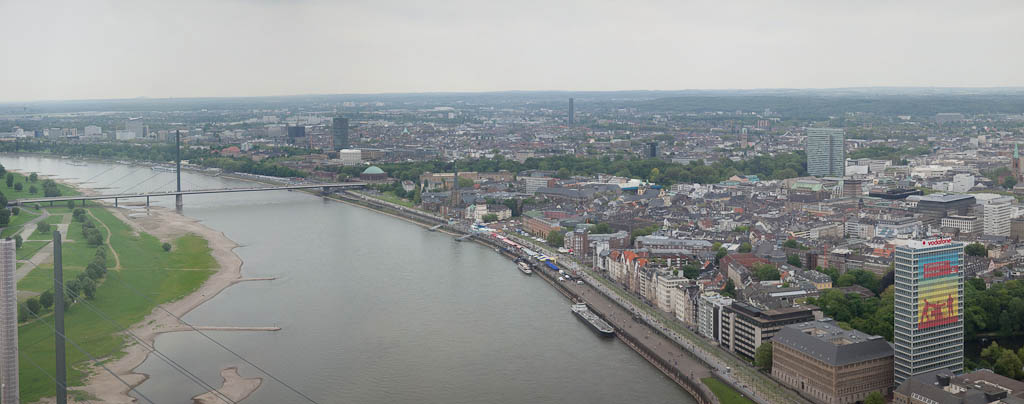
[0,240,18,404]
[697,293,734,344]
[336,149,362,166]
[950,174,975,193]
[973,193,1014,237]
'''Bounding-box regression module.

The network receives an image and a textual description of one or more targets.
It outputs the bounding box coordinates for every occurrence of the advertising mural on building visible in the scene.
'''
[917,239,961,329]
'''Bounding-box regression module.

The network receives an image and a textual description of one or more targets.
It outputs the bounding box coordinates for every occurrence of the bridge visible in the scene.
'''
[10,182,366,207]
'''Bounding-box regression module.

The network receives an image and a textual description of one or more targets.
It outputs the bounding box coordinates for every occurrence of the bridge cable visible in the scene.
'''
[106,271,322,404]
[26,308,157,404]
[57,282,238,404]
[79,165,118,184]
[120,172,162,194]
[101,168,146,189]
[19,347,95,404]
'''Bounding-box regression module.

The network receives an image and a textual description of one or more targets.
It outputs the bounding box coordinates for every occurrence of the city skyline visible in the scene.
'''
[2,0,1024,102]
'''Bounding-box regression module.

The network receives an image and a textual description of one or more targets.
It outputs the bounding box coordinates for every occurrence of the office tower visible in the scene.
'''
[973,193,1014,237]
[805,128,846,177]
[568,97,574,126]
[893,238,964,386]
[332,117,349,151]
[1,239,18,404]
[646,142,658,158]
[126,117,145,138]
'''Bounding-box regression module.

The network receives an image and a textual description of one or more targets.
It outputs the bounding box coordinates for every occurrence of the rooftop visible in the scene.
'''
[773,320,893,367]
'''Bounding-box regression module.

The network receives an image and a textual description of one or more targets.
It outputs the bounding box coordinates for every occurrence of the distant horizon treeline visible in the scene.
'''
[337,152,807,185]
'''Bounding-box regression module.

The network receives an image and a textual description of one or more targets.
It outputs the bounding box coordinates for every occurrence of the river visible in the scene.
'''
[2,155,694,404]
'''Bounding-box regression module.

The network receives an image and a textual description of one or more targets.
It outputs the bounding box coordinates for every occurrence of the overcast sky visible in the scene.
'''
[1,0,1022,102]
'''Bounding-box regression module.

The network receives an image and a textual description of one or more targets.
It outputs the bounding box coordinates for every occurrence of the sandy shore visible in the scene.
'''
[192,367,263,404]
[71,206,261,403]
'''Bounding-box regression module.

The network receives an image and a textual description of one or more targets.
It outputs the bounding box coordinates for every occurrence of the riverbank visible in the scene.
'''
[76,206,259,403]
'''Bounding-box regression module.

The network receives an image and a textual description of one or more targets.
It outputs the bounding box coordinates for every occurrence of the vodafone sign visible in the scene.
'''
[921,238,953,246]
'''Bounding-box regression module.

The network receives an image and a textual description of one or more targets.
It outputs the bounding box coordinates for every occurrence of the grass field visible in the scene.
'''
[16,204,218,402]
[702,377,755,404]
[16,240,49,261]
[0,209,39,238]
[376,191,415,208]
[0,170,79,201]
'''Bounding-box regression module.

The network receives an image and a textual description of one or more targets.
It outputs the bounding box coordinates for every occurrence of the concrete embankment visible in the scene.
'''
[324,191,718,404]
[472,236,719,404]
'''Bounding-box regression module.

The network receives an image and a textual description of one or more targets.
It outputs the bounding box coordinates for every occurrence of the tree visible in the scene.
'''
[782,239,800,249]
[37,221,51,233]
[13,182,22,191]
[723,279,736,298]
[162,242,172,252]
[995,349,1024,379]
[738,242,752,253]
[13,234,22,249]
[546,230,565,247]
[26,297,41,314]
[555,167,571,179]
[754,342,773,370]
[591,223,613,234]
[1004,176,1018,190]
[0,208,9,226]
[715,248,728,265]
[965,243,988,257]
[18,304,28,322]
[5,173,12,188]
[67,200,75,209]
[752,263,781,281]
[29,172,37,182]
[864,391,885,404]
[456,177,474,188]
[86,262,106,280]
[786,254,802,268]
[482,213,499,223]
[11,207,18,216]
[682,263,700,279]
[28,185,37,194]
[40,289,54,309]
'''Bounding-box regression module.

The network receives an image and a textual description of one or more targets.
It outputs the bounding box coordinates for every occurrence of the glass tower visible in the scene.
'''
[893,239,964,386]
[806,128,846,177]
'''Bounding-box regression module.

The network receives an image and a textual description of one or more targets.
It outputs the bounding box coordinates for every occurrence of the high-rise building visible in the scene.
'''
[1,239,18,404]
[568,97,574,126]
[646,142,658,158]
[125,117,145,138]
[806,128,846,177]
[332,117,349,151]
[973,193,1013,237]
[893,238,964,386]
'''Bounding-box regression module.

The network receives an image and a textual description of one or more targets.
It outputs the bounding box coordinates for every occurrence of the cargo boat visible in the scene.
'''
[571,303,614,337]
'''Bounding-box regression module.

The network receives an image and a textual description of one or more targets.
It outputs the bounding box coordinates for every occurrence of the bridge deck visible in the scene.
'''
[11,182,366,205]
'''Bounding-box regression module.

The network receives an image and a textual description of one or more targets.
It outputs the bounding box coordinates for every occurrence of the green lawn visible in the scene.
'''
[17,265,83,294]
[27,227,53,241]
[42,214,65,225]
[16,241,49,260]
[0,171,79,201]
[703,377,755,404]
[15,204,219,402]
[0,209,40,237]
[376,191,415,208]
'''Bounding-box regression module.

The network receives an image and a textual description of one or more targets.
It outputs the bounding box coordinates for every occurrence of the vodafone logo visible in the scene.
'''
[922,238,953,246]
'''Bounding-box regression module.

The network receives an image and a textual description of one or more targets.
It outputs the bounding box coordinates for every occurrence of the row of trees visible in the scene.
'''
[19,247,108,322]
[335,152,808,186]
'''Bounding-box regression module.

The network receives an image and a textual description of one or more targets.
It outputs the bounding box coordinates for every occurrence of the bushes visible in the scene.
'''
[81,219,103,246]
[162,242,172,252]
[37,221,51,233]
